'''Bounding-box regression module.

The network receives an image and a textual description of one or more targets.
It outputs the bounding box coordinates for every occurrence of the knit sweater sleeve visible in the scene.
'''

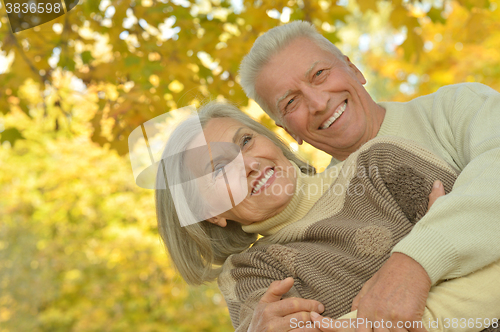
[217,248,299,332]
[391,83,500,284]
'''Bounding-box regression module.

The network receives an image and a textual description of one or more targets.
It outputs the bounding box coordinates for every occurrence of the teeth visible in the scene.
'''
[252,169,274,194]
[320,101,347,129]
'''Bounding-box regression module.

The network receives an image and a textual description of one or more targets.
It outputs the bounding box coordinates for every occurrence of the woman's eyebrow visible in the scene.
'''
[232,127,245,143]
[205,156,225,173]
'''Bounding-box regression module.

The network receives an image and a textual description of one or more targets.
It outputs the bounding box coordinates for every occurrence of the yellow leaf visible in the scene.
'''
[401,29,424,63]
[149,74,160,88]
[168,80,184,93]
[389,5,409,28]
[357,0,378,13]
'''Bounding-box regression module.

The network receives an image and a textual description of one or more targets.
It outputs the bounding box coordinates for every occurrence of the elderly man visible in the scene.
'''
[237,21,500,331]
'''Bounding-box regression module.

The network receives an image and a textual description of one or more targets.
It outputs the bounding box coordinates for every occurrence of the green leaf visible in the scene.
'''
[81,51,94,65]
[0,127,25,146]
[427,7,446,24]
[125,55,142,67]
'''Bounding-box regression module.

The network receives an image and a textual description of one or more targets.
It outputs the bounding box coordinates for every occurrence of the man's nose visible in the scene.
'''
[304,87,328,114]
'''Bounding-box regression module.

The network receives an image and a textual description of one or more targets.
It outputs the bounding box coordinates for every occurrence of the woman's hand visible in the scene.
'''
[248,277,326,332]
[310,312,355,332]
[427,180,445,212]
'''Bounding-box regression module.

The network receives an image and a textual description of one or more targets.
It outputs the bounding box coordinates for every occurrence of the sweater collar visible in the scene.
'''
[376,102,403,137]
[241,162,339,236]
[327,102,401,167]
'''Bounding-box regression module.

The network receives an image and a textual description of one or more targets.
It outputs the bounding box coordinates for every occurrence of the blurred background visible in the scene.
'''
[1,0,499,331]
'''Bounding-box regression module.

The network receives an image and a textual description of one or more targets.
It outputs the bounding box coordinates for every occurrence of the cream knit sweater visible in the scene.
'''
[328,83,500,285]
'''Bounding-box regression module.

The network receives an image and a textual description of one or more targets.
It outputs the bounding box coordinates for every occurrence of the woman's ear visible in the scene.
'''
[207,216,228,227]
[344,56,366,85]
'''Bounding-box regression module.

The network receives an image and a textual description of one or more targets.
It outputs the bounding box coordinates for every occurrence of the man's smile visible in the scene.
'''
[320,100,347,130]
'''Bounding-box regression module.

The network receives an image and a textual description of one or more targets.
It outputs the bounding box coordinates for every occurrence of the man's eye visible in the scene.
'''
[315,69,324,77]
[287,98,294,106]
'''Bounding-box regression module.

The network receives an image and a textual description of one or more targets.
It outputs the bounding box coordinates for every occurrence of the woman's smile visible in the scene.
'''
[251,167,275,195]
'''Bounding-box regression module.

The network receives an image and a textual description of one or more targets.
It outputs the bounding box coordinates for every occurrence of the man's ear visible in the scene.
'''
[207,216,227,227]
[344,56,366,85]
[276,122,303,145]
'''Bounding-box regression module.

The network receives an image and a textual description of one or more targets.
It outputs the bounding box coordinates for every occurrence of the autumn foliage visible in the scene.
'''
[1,0,499,330]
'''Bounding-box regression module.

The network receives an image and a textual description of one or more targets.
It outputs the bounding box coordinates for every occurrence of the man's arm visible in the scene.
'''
[352,83,500,331]
[393,83,500,283]
[312,183,446,332]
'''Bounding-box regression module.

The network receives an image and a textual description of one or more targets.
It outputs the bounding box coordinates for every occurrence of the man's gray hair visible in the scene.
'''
[239,21,345,124]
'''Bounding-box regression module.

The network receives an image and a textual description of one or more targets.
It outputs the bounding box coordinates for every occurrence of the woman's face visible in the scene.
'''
[185,117,297,226]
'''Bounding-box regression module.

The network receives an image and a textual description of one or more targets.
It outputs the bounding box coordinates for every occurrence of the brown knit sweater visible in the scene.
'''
[217,137,459,331]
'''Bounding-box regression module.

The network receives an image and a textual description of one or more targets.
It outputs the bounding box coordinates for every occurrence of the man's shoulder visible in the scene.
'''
[434,82,497,95]
[379,83,498,111]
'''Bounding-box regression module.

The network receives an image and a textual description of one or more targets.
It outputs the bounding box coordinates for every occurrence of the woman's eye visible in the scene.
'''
[241,134,253,147]
[213,165,224,178]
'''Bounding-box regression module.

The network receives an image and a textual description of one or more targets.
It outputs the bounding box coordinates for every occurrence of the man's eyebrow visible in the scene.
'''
[304,61,320,79]
[275,61,321,112]
[276,90,292,112]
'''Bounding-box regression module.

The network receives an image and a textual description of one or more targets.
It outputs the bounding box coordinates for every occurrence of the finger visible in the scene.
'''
[260,277,295,303]
[310,312,355,332]
[289,328,323,332]
[351,293,361,311]
[387,325,408,332]
[373,327,390,332]
[407,322,428,332]
[355,317,373,332]
[289,327,323,332]
[287,311,323,331]
[427,180,445,211]
[351,274,377,311]
[274,297,325,317]
[358,320,391,332]
[386,320,412,332]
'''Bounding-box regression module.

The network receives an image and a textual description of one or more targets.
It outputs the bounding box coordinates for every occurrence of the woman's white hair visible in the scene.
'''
[239,20,345,124]
[155,100,315,285]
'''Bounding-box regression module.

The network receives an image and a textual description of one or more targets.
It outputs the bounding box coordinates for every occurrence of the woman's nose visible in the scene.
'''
[244,157,260,177]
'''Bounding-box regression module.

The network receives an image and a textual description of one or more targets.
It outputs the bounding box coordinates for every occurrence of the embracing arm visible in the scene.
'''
[353,83,500,331]
[393,83,500,283]
[313,182,500,332]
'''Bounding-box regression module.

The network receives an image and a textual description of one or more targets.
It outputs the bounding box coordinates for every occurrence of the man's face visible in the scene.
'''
[255,37,385,160]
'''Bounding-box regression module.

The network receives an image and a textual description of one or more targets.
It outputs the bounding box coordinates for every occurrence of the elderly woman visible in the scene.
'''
[155,101,500,332]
